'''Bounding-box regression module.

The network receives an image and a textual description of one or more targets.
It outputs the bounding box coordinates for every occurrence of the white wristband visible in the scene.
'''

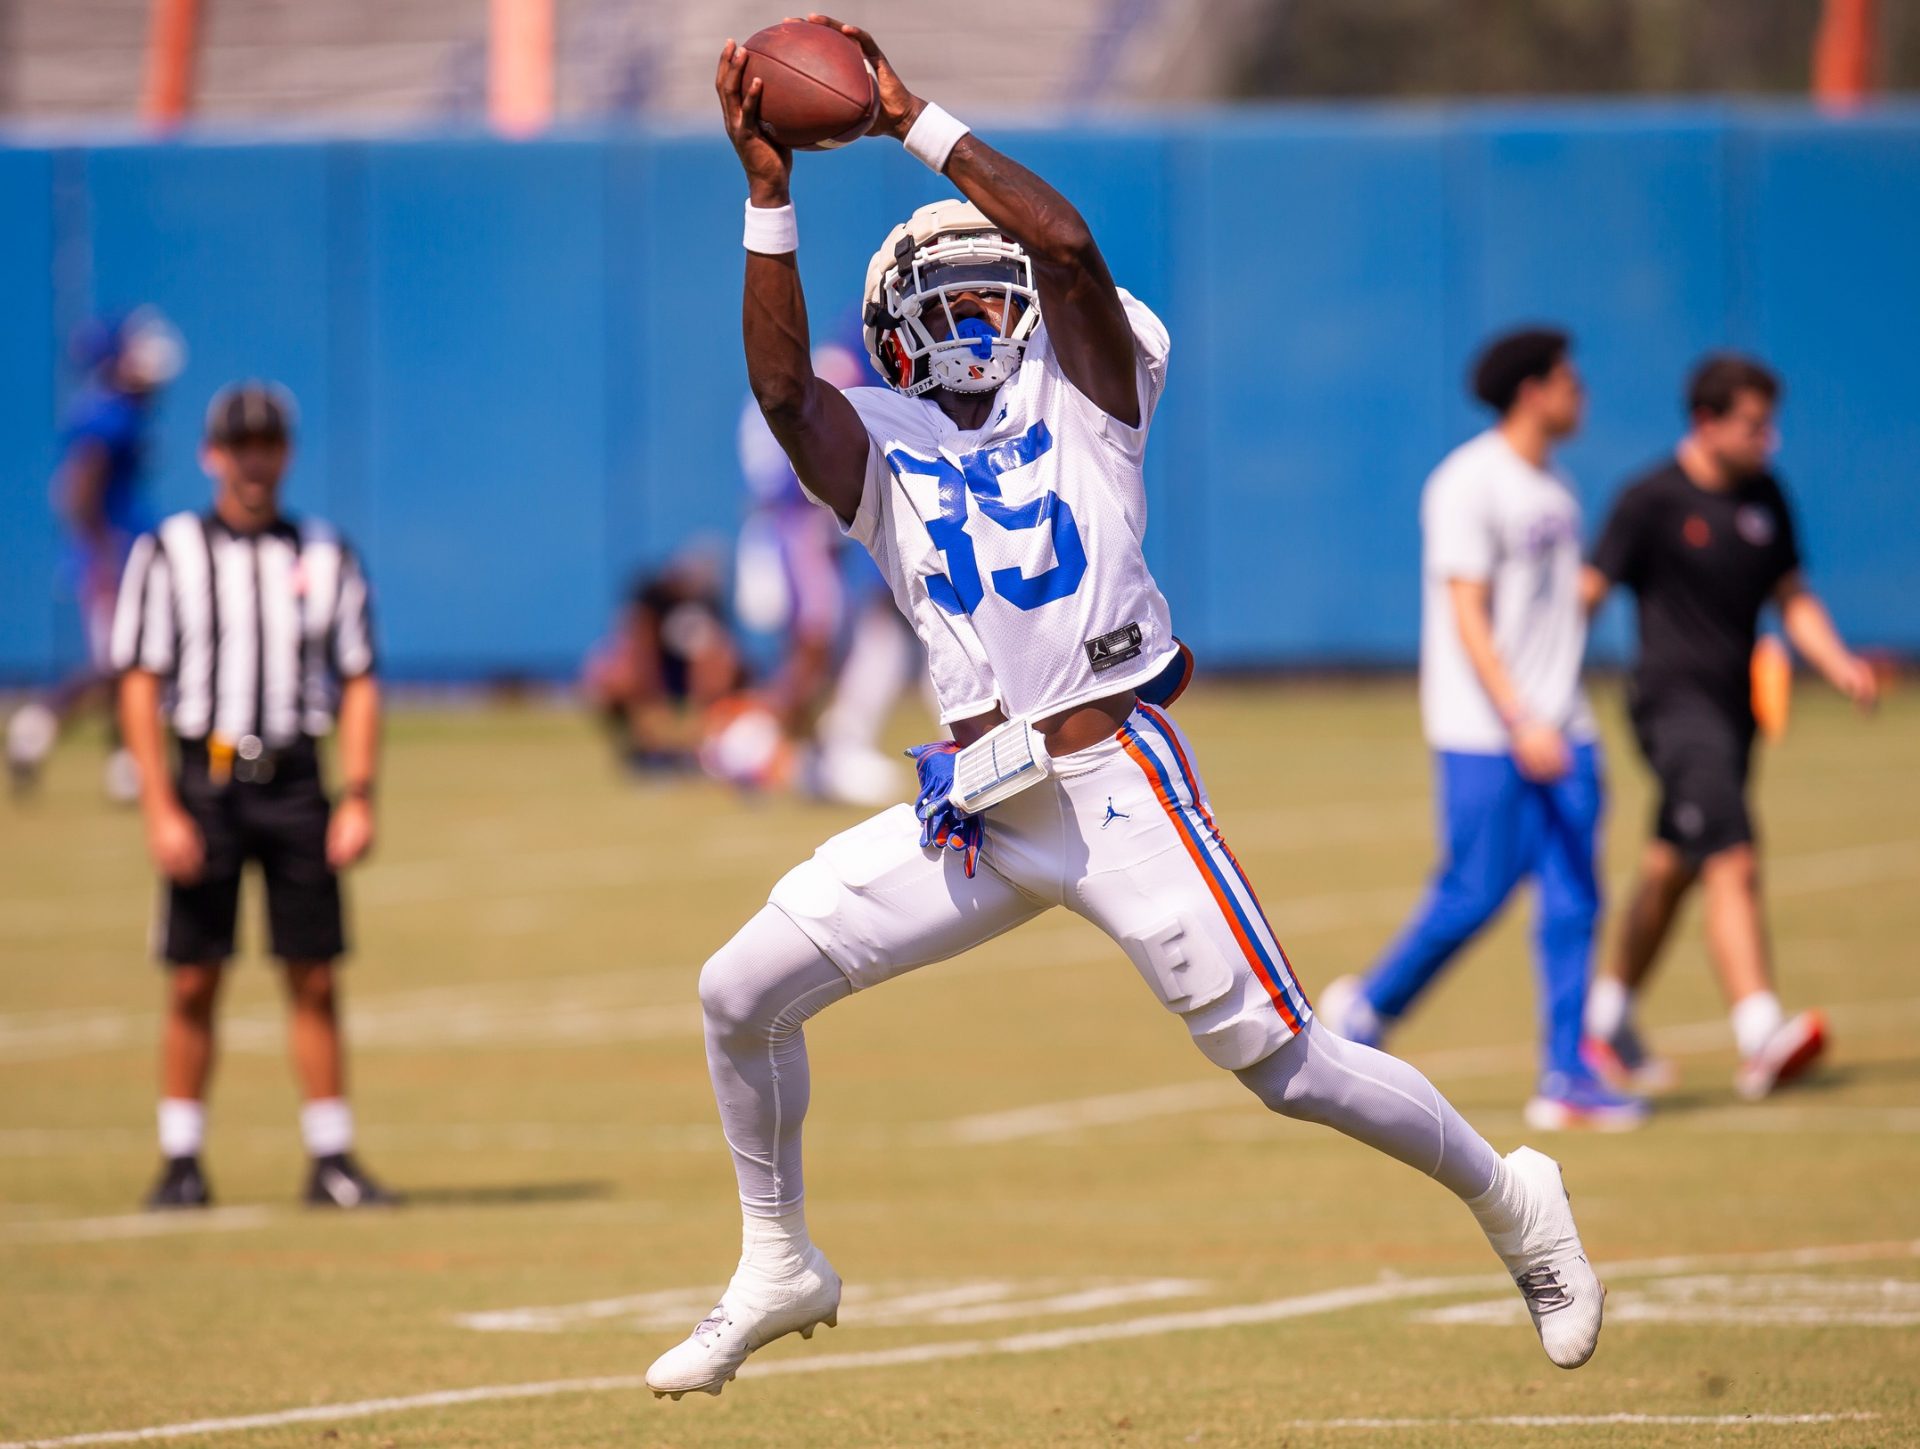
[743,200,798,255]
[902,103,970,174]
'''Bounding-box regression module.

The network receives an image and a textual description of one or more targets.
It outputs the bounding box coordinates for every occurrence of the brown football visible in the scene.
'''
[740,21,879,151]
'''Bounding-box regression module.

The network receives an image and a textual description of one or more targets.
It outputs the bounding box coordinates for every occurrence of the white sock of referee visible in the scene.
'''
[157,1098,205,1160]
[299,1098,355,1159]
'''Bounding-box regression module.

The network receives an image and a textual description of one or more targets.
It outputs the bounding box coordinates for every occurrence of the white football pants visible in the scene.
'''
[699,704,1499,1215]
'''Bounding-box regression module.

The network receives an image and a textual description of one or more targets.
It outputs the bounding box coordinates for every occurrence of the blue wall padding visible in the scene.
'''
[2,104,1916,680]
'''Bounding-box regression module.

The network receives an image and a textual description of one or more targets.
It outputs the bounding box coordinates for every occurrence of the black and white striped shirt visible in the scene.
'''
[110,511,376,746]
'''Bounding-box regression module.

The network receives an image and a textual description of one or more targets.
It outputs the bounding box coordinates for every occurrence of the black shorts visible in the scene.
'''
[159,740,346,966]
[1628,689,1758,865]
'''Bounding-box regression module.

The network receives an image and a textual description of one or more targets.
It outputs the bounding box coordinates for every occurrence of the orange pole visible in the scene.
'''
[1813,0,1878,111]
[142,0,200,128]
[490,0,554,138]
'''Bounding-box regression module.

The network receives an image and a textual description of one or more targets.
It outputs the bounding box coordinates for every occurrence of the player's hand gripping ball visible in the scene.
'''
[740,20,880,150]
[906,741,983,877]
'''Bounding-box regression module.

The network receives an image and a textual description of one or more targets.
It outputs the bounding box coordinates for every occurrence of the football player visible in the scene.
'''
[648,16,1606,1398]
[7,309,183,800]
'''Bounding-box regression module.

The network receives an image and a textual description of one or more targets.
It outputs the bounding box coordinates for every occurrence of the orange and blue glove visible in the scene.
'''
[905,740,983,878]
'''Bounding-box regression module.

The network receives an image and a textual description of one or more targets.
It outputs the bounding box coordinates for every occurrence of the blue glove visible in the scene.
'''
[904,741,984,878]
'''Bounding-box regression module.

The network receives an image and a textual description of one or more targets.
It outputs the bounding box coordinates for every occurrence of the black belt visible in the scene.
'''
[178,734,319,786]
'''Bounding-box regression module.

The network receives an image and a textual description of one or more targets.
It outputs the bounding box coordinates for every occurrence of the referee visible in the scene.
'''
[112,381,397,1210]
[1580,354,1878,1102]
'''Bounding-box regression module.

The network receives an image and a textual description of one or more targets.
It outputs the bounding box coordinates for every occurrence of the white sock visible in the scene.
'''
[737,1206,813,1280]
[299,1098,355,1158]
[1731,992,1785,1060]
[1584,977,1631,1042]
[157,1098,205,1159]
[1465,1153,1526,1255]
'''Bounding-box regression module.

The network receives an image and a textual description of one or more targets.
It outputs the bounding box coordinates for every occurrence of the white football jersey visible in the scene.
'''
[834,290,1178,724]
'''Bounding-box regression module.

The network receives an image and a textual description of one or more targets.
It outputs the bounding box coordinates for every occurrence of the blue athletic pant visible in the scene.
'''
[1363,743,1603,1077]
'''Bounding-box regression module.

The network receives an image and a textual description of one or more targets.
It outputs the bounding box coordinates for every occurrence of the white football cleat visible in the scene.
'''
[1734,1009,1827,1101]
[646,1247,841,1400]
[1470,1146,1604,1369]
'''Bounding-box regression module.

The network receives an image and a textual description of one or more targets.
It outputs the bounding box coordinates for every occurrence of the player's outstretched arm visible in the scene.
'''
[808,15,1141,427]
[718,39,871,527]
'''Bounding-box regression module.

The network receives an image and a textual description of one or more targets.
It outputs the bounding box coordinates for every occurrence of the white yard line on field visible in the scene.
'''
[3,834,1914,1063]
[0,1206,270,1244]
[0,1243,1896,1443]
[7,993,1920,1163]
[452,1276,1210,1335]
[1271,1413,1878,1430]
[449,1238,1920,1340]
[936,994,1920,1144]
[3,1240,1912,1446]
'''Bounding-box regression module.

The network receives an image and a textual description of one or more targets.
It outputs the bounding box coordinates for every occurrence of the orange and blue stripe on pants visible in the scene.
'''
[1118,703,1313,1033]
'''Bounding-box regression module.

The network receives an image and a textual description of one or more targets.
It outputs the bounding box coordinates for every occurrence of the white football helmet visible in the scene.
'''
[862,199,1039,396]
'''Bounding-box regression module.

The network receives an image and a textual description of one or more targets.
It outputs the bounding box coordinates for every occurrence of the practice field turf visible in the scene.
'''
[3,681,1916,1448]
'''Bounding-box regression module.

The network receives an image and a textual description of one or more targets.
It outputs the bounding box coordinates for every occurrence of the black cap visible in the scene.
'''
[204,380,297,445]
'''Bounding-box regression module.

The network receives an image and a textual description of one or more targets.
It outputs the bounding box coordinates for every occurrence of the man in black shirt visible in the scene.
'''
[115,383,398,1210]
[1580,355,1877,1101]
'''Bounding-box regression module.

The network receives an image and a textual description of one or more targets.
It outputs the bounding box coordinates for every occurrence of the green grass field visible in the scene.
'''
[4,681,1917,1448]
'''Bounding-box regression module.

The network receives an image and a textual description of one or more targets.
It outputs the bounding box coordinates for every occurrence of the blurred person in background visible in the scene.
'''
[584,550,747,773]
[115,381,397,1211]
[7,309,183,801]
[1581,354,1878,1101]
[1322,328,1645,1131]
[733,337,917,808]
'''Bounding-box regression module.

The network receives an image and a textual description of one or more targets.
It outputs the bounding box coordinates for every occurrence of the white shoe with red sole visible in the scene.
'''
[1582,1030,1679,1094]
[1734,1009,1828,1101]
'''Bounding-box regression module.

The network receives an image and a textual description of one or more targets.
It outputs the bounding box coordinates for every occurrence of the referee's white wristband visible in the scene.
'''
[743,200,798,255]
[903,103,969,174]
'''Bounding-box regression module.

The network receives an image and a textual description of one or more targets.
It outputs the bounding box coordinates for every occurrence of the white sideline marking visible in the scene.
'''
[0,1207,270,1244]
[8,1240,1913,1447]
[943,1082,1237,1144]
[9,1098,1920,1167]
[454,1276,1208,1335]
[454,1239,1920,1340]
[1421,1272,1920,1329]
[938,994,1920,1144]
[1272,1414,1877,1429]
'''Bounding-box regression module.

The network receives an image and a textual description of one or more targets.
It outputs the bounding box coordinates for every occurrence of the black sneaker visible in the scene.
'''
[144,1155,212,1211]
[304,1152,402,1209]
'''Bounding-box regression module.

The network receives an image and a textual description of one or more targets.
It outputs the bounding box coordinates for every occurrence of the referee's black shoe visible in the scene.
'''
[304,1152,402,1209]
[144,1156,212,1211]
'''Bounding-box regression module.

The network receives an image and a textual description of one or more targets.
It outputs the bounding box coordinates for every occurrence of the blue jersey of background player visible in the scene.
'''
[7,309,184,799]
[1321,328,1647,1132]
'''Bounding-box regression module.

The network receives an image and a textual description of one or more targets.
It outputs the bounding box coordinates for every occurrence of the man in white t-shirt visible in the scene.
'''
[1323,329,1645,1131]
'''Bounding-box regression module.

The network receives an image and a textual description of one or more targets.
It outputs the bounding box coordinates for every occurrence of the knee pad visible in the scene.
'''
[697,943,757,1041]
[1120,917,1294,1071]
[696,906,821,1040]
